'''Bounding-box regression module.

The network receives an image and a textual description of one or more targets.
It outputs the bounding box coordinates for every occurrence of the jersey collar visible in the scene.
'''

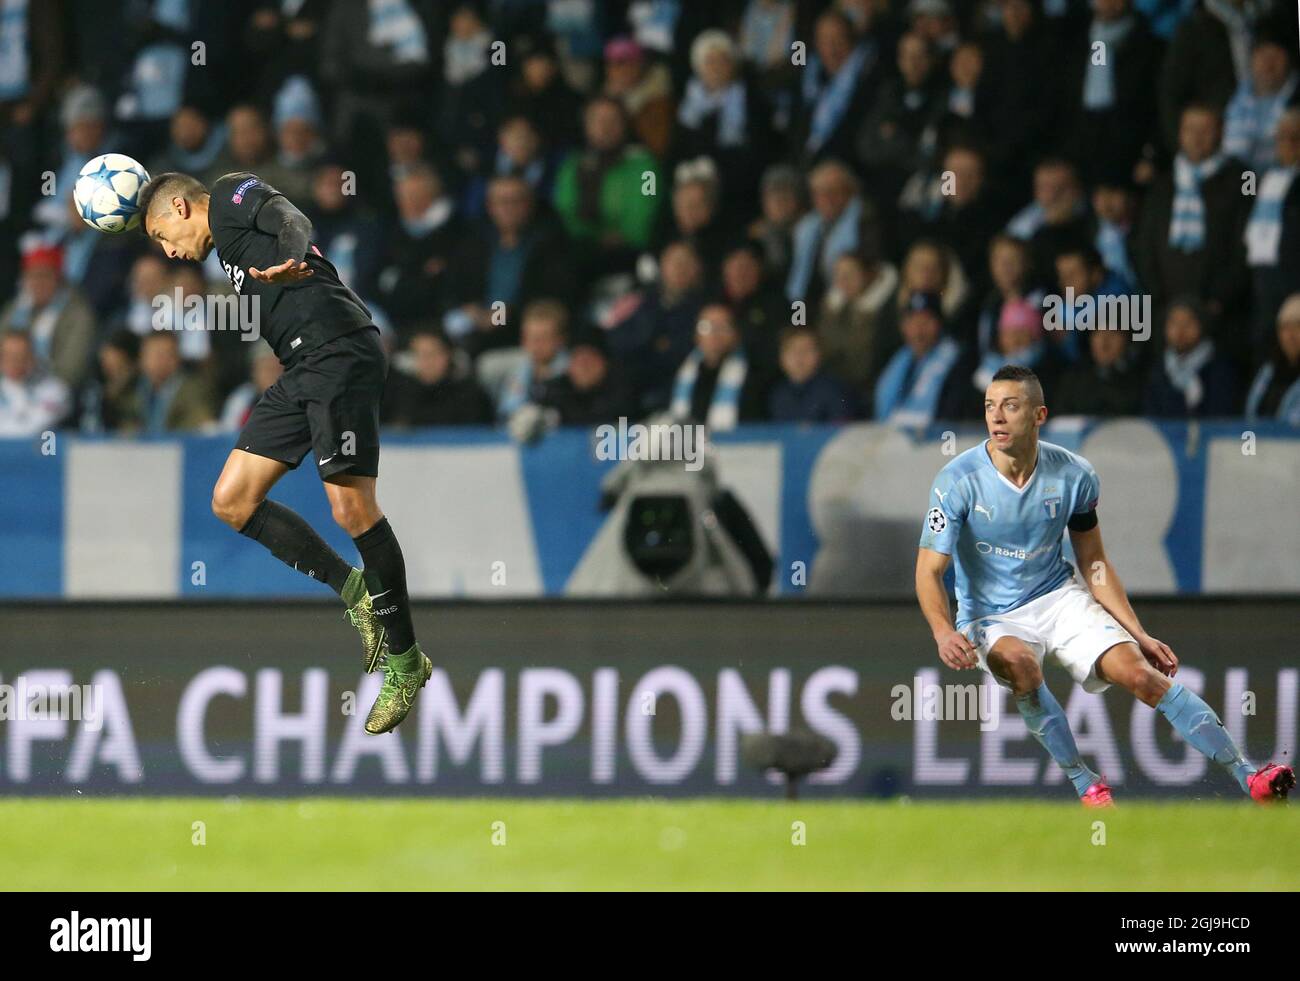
[983,439,1040,496]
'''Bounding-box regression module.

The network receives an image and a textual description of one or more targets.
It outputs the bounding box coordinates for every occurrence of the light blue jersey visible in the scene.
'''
[919,439,1100,627]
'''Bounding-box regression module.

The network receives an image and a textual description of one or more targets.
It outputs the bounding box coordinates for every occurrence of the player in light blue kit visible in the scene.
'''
[915,365,1294,806]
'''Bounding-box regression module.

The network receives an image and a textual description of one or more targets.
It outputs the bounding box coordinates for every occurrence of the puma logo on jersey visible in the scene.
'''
[974,504,996,520]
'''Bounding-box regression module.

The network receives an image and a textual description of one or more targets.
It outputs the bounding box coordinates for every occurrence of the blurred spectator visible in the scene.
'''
[980,0,1056,189]
[1159,0,1282,152]
[899,144,1007,299]
[319,0,440,151]
[1245,292,1300,424]
[719,241,789,375]
[975,235,1044,356]
[495,299,571,420]
[302,161,385,300]
[219,349,283,432]
[537,330,635,426]
[0,241,95,389]
[382,328,493,426]
[940,40,988,148]
[202,104,308,200]
[1005,158,1092,289]
[553,96,661,278]
[1143,297,1241,416]
[739,0,798,93]
[786,160,882,302]
[602,37,674,160]
[768,326,854,421]
[510,32,585,151]
[748,164,806,283]
[669,303,767,429]
[1135,103,1251,349]
[1245,109,1300,349]
[817,250,899,391]
[673,30,773,217]
[1090,178,1141,291]
[1056,328,1145,416]
[873,291,965,425]
[857,32,947,215]
[148,105,226,181]
[1050,243,1130,362]
[0,329,71,436]
[446,175,576,356]
[134,330,217,433]
[1061,0,1161,187]
[966,298,1065,414]
[437,3,506,183]
[1222,35,1298,173]
[269,76,327,201]
[377,162,461,328]
[876,239,970,365]
[78,330,142,434]
[459,115,558,220]
[608,240,708,413]
[794,10,879,165]
[651,158,732,279]
[33,85,109,233]
[57,190,142,318]
[244,1,328,101]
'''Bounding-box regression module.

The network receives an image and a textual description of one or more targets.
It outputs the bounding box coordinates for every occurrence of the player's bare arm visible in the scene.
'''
[915,547,977,670]
[1069,524,1178,677]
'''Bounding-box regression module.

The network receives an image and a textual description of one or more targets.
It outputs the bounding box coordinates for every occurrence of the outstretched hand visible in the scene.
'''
[248,259,314,284]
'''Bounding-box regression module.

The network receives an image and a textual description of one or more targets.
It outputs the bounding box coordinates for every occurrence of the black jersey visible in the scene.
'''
[207,172,373,364]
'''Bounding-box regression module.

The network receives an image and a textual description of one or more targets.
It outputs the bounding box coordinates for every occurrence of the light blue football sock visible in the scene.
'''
[1156,684,1254,793]
[1015,682,1099,797]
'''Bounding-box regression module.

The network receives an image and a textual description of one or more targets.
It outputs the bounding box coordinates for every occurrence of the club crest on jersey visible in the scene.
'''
[232,177,259,204]
[1043,496,1062,518]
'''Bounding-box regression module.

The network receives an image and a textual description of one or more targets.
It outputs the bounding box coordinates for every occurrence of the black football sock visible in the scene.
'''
[352,517,416,655]
[238,499,353,595]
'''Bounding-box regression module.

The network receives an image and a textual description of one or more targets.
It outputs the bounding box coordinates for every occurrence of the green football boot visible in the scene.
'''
[342,567,387,674]
[364,643,432,734]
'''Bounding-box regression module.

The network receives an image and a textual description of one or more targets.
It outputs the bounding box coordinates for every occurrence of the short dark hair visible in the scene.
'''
[990,364,1045,406]
[137,172,209,234]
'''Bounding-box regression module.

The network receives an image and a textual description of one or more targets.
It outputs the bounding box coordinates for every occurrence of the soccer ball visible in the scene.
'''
[73,153,151,233]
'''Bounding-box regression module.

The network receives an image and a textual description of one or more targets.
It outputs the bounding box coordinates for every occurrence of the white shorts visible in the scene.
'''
[960,580,1135,694]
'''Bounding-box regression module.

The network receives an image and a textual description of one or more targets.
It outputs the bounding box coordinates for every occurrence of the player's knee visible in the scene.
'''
[211,484,255,530]
[1129,665,1172,707]
[329,495,373,537]
[990,645,1041,693]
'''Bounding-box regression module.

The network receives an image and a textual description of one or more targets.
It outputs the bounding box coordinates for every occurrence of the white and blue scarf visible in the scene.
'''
[1163,339,1216,410]
[1245,165,1299,266]
[678,78,748,147]
[0,0,30,101]
[1169,152,1225,251]
[1223,73,1298,170]
[785,195,864,301]
[1095,219,1136,286]
[1246,361,1300,424]
[368,0,429,65]
[670,348,748,431]
[874,336,961,426]
[802,44,872,154]
[1083,15,1134,110]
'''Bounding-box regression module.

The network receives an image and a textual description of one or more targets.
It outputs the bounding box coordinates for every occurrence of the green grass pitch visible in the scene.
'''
[3,798,1294,891]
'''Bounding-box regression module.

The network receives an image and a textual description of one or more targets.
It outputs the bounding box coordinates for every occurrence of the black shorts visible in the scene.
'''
[236,326,386,479]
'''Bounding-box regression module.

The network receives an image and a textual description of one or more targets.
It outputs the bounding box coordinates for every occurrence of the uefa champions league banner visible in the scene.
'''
[0,603,1294,797]
[0,419,1298,599]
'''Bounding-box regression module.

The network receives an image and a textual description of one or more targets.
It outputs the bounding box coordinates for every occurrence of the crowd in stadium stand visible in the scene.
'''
[2,0,1300,440]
